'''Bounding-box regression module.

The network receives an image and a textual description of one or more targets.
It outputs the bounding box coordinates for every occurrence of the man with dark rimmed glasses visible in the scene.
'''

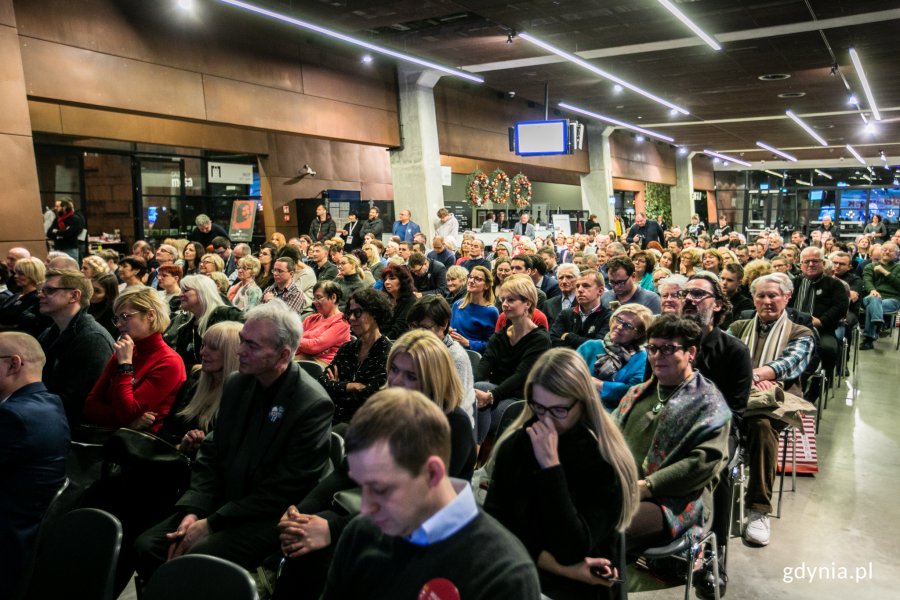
[599,255,661,316]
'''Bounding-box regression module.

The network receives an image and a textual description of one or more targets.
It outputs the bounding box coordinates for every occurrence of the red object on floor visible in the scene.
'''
[777,413,818,474]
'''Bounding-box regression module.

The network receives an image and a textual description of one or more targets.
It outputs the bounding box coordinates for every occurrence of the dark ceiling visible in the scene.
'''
[215,0,900,164]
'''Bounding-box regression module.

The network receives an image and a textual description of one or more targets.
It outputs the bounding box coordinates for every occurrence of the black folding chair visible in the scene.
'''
[24,508,123,600]
[143,555,258,600]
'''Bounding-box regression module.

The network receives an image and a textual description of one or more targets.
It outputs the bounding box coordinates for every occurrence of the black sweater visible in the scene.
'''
[485,422,622,599]
[474,326,551,400]
[322,512,541,600]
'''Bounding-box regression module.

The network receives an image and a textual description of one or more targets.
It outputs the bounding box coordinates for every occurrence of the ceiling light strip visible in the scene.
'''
[656,0,721,50]
[785,110,828,146]
[849,48,881,121]
[704,149,752,168]
[214,0,483,82]
[814,169,833,180]
[521,33,689,115]
[846,144,867,166]
[796,179,812,186]
[558,102,675,142]
[764,170,786,178]
[756,141,798,162]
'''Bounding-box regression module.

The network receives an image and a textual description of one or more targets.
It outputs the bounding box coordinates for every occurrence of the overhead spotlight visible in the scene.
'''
[848,95,859,106]
[635,135,646,143]
[177,0,193,9]
[613,84,623,93]
[830,63,838,76]
[677,146,688,156]
[713,158,720,164]
[506,31,516,44]
[723,161,729,166]
[864,122,876,135]
[361,54,373,64]
[669,108,679,117]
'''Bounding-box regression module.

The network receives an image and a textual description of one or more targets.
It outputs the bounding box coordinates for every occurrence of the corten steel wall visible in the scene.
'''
[0,0,46,256]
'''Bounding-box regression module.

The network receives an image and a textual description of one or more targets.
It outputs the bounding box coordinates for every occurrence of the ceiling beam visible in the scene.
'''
[645,106,900,128]
[463,8,900,73]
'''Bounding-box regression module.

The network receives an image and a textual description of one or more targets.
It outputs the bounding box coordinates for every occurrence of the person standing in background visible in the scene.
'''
[46,198,84,261]
[310,204,336,243]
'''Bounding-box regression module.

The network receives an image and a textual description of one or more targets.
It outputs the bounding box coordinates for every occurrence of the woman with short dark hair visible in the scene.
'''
[296,281,351,366]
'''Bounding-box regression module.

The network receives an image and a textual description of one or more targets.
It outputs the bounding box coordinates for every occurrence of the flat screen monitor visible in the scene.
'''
[514,120,569,156]
[809,190,824,201]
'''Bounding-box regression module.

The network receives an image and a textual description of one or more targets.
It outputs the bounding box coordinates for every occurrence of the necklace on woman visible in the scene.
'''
[653,373,694,414]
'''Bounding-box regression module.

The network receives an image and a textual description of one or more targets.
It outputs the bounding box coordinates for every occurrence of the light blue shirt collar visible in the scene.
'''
[406,479,478,546]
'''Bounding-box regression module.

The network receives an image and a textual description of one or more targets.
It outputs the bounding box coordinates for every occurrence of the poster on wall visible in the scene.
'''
[229,199,257,242]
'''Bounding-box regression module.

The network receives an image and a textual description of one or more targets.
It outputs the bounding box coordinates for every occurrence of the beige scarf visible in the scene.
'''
[739,309,791,367]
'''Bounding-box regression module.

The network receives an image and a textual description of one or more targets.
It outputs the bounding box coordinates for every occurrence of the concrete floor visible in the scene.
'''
[630,333,900,600]
[118,333,900,600]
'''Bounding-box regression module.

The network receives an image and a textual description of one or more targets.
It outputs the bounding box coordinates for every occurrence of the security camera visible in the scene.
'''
[506,91,516,99]
[301,164,317,177]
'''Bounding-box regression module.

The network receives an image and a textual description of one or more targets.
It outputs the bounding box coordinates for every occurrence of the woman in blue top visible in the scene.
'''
[576,303,652,411]
[449,265,499,353]
[632,250,657,291]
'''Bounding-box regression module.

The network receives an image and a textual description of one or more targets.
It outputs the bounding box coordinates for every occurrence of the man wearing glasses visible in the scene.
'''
[600,256,661,316]
[261,257,306,315]
[0,332,70,600]
[408,252,448,297]
[550,270,610,349]
[789,247,848,378]
[36,270,114,425]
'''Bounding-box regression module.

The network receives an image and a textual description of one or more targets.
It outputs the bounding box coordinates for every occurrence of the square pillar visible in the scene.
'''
[580,124,616,233]
[671,151,695,231]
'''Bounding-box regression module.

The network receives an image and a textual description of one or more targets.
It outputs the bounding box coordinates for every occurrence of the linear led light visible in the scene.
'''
[764,170,786,179]
[849,48,881,121]
[703,149,752,168]
[796,179,812,186]
[558,102,675,142]
[846,144,867,166]
[521,32,689,115]
[214,0,483,83]
[656,0,721,51]
[785,110,828,147]
[756,141,798,162]
[815,169,833,180]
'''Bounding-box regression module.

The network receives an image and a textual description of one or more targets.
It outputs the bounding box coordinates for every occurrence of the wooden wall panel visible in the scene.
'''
[0,133,44,249]
[441,155,582,186]
[0,0,15,27]
[693,156,716,190]
[609,131,676,185]
[302,63,396,113]
[21,38,208,119]
[0,27,31,136]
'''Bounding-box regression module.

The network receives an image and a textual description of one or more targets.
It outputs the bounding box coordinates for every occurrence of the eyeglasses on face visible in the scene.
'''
[467,275,485,282]
[612,316,637,331]
[528,399,577,419]
[609,278,630,287]
[38,285,75,296]
[678,288,715,301]
[646,343,686,356]
[343,307,365,321]
[112,311,142,325]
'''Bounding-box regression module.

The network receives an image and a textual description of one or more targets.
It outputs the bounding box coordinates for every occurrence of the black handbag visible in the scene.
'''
[100,428,192,491]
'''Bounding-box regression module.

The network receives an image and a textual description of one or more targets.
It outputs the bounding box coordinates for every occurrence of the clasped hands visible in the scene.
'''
[277,505,332,558]
[166,514,210,560]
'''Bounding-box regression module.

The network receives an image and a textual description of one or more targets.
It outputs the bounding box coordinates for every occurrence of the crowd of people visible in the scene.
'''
[2,204,897,600]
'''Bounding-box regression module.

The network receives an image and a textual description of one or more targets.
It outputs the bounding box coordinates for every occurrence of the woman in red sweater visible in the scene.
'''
[83,286,186,433]
[296,281,351,366]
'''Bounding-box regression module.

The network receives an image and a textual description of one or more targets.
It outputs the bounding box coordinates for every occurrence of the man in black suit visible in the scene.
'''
[544,263,579,327]
[133,300,333,585]
[408,252,448,297]
[0,332,70,600]
[339,210,363,252]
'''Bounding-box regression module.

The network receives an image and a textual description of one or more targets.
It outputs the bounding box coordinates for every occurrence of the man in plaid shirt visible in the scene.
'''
[262,257,306,315]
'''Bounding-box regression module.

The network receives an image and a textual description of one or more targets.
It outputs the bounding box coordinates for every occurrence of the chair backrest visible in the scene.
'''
[330,431,345,468]
[496,399,526,439]
[143,554,259,600]
[465,349,481,371]
[25,508,122,600]
[297,360,325,379]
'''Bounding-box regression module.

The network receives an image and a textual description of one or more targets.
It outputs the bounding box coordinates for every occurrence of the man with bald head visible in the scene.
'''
[5,247,30,294]
[0,332,70,599]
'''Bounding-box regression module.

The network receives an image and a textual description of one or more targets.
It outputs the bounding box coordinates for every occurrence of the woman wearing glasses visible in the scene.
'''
[576,304,653,411]
[295,281,350,366]
[226,255,262,312]
[449,265,499,353]
[83,286,186,433]
[613,315,730,551]
[318,288,393,425]
[484,348,639,598]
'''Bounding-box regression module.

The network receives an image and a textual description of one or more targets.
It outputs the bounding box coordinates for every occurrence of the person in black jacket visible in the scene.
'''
[189,214,230,249]
[408,252,448,297]
[485,348,638,599]
[0,257,49,338]
[551,269,610,349]
[625,212,664,249]
[132,301,333,587]
[46,198,85,261]
[359,205,384,239]
[37,269,114,425]
[309,204,337,243]
[719,262,754,329]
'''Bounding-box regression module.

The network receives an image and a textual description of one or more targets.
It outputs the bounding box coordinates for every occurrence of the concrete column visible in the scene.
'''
[671,151,695,231]
[389,66,446,240]
[579,125,616,233]
[0,1,47,256]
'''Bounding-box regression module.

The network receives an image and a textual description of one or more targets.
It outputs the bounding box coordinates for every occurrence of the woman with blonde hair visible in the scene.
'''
[81,254,110,279]
[83,286,186,432]
[449,264,498,352]
[445,264,468,305]
[485,348,639,598]
[679,247,704,277]
[164,274,242,369]
[701,248,724,275]
[271,231,287,249]
[334,253,366,311]
[362,242,384,280]
[0,257,48,336]
[473,274,551,444]
[576,303,653,410]
[742,258,773,288]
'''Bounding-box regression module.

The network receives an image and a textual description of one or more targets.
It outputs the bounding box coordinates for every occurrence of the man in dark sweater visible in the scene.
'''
[625,212,664,249]
[408,252,448,296]
[189,214,230,249]
[322,388,541,600]
[551,270,610,348]
[309,243,338,281]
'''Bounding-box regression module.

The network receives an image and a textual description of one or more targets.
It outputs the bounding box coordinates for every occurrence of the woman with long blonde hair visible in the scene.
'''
[485,348,639,597]
[449,264,498,352]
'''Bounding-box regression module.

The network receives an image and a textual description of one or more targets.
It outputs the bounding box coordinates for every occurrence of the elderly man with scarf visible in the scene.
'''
[789,246,848,380]
[728,273,815,548]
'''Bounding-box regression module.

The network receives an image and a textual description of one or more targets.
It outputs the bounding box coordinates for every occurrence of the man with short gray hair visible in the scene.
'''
[189,213,230,249]
[133,299,333,588]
